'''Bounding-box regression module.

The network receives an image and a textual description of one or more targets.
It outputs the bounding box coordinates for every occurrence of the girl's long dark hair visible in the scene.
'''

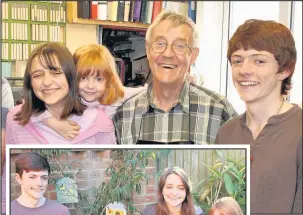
[156,167,196,215]
[14,42,86,125]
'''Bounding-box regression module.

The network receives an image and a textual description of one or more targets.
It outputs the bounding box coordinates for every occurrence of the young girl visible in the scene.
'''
[208,197,243,215]
[5,42,115,144]
[142,167,203,215]
[44,44,147,139]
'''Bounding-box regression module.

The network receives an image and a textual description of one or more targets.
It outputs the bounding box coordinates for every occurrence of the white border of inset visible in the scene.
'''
[6,144,250,215]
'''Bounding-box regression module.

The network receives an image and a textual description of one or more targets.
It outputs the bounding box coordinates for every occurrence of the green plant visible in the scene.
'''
[89,149,171,215]
[192,150,246,214]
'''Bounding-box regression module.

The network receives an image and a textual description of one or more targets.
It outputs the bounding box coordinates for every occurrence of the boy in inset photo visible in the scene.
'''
[11,152,70,215]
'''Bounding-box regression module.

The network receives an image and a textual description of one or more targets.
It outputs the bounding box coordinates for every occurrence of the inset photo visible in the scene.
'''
[6,146,249,215]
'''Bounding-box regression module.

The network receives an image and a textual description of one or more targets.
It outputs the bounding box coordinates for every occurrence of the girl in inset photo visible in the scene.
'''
[142,166,204,215]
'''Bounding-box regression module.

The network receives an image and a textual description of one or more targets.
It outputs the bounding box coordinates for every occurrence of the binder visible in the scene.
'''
[128,0,135,22]
[124,1,131,22]
[82,0,91,19]
[97,1,107,20]
[133,0,142,22]
[117,1,125,22]
[188,0,197,22]
[152,1,162,22]
[77,0,83,18]
[146,1,153,24]
[107,1,118,21]
[139,0,147,23]
[91,1,98,19]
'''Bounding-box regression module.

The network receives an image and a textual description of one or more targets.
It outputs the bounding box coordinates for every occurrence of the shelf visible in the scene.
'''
[69,18,149,32]
[66,2,149,32]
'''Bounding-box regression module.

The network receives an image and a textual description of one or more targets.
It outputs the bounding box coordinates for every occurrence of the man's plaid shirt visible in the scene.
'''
[113,80,238,144]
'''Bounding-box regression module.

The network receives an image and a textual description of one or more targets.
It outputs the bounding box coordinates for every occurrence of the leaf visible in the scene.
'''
[199,188,211,202]
[213,162,223,169]
[223,173,234,196]
[202,162,221,178]
[193,178,207,191]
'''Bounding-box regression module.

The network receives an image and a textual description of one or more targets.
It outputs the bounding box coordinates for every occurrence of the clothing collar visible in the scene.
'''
[136,79,190,115]
[241,104,301,127]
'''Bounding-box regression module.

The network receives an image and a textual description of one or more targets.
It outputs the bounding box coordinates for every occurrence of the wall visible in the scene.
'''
[65,23,98,55]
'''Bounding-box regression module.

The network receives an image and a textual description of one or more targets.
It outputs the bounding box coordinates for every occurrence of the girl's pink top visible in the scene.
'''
[5,105,116,145]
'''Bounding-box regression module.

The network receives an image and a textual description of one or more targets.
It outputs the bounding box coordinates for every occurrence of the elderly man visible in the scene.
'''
[114,11,237,144]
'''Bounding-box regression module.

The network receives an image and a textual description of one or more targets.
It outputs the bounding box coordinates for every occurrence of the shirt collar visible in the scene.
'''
[137,79,190,115]
[241,104,300,127]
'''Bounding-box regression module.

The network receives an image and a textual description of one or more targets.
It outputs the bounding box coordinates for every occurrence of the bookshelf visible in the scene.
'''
[1,1,66,63]
[66,2,149,32]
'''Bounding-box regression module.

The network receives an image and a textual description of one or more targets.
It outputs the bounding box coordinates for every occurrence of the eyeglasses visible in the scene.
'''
[148,40,194,55]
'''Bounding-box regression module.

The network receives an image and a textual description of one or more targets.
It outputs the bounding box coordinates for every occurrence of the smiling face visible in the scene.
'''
[30,56,69,110]
[146,20,199,86]
[78,72,107,103]
[162,173,187,209]
[16,170,49,201]
[230,49,290,104]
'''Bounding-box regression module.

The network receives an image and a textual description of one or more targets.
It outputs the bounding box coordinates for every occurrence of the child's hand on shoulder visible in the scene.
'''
[43,118,81,140]
[60,120,81,139]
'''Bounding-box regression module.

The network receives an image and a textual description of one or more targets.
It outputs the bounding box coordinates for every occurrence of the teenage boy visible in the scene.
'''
[11,152,70,215]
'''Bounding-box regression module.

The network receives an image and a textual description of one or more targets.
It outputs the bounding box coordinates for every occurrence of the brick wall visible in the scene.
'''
[9,150,158,214]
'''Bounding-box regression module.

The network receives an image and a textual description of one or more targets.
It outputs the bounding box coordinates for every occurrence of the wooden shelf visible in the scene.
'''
[66,2,149,32]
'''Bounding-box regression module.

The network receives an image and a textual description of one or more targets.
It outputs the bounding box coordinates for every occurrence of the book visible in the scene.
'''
[97,1,107,20]
[188,0,196,22]
[128,0,135,22]
[82,0,91,19]
[146,1,153,24]
[91,1,98,19]
[133,0,142,22]
[117,1,125,21]
[164,1,188,16]
[178,1,188,16]
[124,1,131,21]
[152,1,162,22]
[139,0,147,23]
[77,0,83,18]
[107,1,118,21]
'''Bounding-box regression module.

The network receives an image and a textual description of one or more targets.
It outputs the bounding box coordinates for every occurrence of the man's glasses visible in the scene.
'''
[148,40,194,55]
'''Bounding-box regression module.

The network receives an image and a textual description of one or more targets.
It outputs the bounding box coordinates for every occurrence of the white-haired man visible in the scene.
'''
[114,11,237,144]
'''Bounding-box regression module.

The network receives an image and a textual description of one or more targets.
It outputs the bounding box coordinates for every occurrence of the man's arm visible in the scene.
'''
[292,140,302,213]
[220,98,238,124]
[2,82,14,109]
[113,111,122,144]
[1,129,5,175]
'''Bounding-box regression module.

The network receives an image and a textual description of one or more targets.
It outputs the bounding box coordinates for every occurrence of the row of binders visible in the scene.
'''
[30,4,65,23]
[50,5,66,23]
[32,24,48,41]
[2,43,9,60]
[1,43,29,61]
[31,25,63,42]
[77,0,196,24]
[2,22,63,42]
[1,2,65,23]
[2,3,9,20]
[10,3,29,20]
[1,43,42,61]
[2,23,9,40]
[11,23,28,41]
